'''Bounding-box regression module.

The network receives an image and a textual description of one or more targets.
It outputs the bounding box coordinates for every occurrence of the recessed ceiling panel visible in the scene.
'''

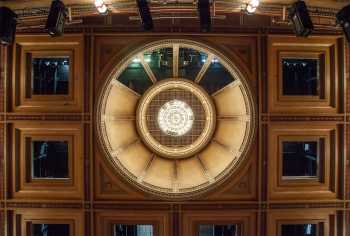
[96,39,256,199]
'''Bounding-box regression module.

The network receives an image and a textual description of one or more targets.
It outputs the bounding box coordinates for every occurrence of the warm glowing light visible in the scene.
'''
[95,0,102,6]
[249,0,260,8]
[132,58,141,63]
[95,0,108,14]
[211,58,219,63]
[246,4,256,13]
[97,4,107,13]
[157,100,194,137]
[246,0,259,14]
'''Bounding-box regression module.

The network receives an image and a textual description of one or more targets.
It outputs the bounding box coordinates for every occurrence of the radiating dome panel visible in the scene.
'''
[96,39,256,199]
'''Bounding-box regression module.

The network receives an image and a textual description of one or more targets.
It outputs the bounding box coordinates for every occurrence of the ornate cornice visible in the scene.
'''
[9,1,345,30]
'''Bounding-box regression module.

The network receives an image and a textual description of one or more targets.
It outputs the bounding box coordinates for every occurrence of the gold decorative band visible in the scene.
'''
[136,78,216,159]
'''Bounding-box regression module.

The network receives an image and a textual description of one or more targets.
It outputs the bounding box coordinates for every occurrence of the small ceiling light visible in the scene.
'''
[46,0,67,37]
[132,58,141,63]
[336,4,350,42]
[249,0,260,8]
[288,1,314,37]
[0,7,17,45]
[245,0,260,14]
[211,58,219,63]
[95,0,108,14]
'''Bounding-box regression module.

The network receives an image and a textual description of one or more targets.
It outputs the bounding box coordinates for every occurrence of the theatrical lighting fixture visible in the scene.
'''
[0,7,17,45]
[288,1,314,37]
[245,0,260,14]
[95,0,108,14]
[197,0,211,32]
[46,0,67,37]
[136,0,154,31]
[336,5,350,42]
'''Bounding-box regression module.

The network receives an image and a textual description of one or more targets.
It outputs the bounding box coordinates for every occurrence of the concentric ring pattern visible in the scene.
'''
[96,39,256,199]
[137,79,216,159]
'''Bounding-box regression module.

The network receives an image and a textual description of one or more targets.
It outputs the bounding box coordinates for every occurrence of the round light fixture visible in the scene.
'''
[157,99,194,137]
[136,79,216,159]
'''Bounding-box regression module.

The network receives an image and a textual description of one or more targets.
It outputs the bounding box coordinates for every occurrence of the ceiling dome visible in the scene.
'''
[96,39,256,199]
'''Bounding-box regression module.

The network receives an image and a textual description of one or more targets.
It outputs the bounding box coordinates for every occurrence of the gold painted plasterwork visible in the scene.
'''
[137,79,216,159]
[96,39,256,199]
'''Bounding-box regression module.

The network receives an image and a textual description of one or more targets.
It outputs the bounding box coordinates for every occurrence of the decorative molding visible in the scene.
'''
[10,123,84,200]
[0,124,3,201]
[268,123,342,200]
[182,210,257,236]
[100,169,128,195]
[11,35,85,113]
[6,114,84,121]
[267,209,337,236]
[95,38,257,200]
[268,36,342,114]
[0,32,348,235]
[269,115,345,122]
[222,164,255,197]
[95,210,171,236]
[13,209,84,236]
[270,202,344,209]
[7,202,83,209]
[93,203,171,210]
[222,44,254,75]
[181,203,259,210]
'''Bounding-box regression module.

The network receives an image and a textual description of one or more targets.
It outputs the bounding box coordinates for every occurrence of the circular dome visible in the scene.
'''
[137,79,216,159]
[96,39,256,199]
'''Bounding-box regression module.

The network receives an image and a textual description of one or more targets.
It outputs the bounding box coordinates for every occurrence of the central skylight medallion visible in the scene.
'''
[158,99,194,137]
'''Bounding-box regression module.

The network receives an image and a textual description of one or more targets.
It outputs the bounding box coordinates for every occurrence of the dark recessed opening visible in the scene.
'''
[198,224,237,236]
[282,141,318,177]
[144,47,173,81]
[179,48,207,81]
[32,223,70,236]
[114,224,153,236]
[199,59,234,95]
[281,224,317,236]
[32,141,69,179]
[118,60,153,95]
[32,57,69,95]
[282,58,319,96]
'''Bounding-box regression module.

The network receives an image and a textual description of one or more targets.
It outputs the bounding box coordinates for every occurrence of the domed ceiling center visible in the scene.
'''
[137,79,216,159]
[96,39,256,199]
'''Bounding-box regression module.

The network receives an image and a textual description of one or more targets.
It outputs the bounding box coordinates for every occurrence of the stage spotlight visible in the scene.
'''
[136,0,154,31]
[197,0,211,32]
[336,5,350,42]
[0,7,17,45]
[46,0,67,37]
[245,0,260,14]
[288,1,314,37]
[95,0,108,14]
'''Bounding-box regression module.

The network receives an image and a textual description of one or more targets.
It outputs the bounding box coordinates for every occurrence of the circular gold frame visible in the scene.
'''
[96,39,257,199]
[136,78,216,159]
